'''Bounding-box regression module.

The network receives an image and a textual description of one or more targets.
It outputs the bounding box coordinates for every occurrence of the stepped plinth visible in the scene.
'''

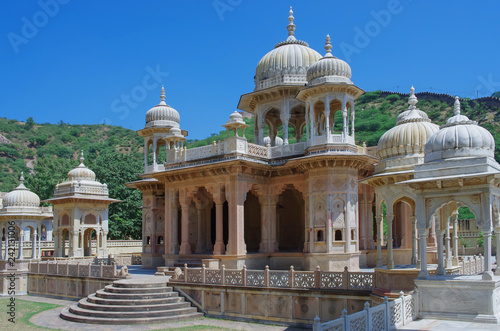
[60,278,203,325]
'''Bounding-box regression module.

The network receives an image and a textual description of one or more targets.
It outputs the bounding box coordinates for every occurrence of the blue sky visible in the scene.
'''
[1,0,499,140]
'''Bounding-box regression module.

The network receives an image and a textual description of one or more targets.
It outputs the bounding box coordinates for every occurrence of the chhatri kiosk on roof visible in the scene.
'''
[127,7,500,288]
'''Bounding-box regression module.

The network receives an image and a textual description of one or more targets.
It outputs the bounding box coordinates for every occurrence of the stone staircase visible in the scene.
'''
[60,278,203,325]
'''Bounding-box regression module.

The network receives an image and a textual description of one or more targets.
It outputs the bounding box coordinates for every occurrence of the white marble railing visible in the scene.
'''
[55,185,108,196]
[171,265,373,291]
[107,240,142,246]
[456,255,485,275]
[312,134,356,146]
[159,134,366,168]
[29,260,120,278]
[313,291,418,331]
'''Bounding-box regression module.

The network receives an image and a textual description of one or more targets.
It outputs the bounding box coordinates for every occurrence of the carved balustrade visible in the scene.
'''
[313,291,418,331]
[28,260,120,278]
[171,265,373,291]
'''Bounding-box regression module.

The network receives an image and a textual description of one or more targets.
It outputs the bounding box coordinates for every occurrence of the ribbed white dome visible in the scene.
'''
[307,35,352,86]
[2,173,40,208]
[377,87,439,160]
[396,109,429,124]
[254,8,321,90]
[68,164,96,181]
[67,152,96,181]
[378,120,439,159]
[145,87,180,128]
[424,97,495,162]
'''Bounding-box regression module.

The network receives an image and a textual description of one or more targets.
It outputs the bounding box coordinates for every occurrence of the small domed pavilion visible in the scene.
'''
[0,173,53,266]
[44,152,120,258]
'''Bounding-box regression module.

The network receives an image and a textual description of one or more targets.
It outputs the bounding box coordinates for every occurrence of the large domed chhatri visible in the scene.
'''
[376,87,439,170]
[254,7,322,90]
[306,34,353,86]
[424,97,495,163]
[145,86,180,128]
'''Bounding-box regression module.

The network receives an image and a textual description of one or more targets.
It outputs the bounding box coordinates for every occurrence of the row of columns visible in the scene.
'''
[144,137,185,170]
[304,97,355,145]
[0,227,41,260]
[418,212,500,279]
[54,227,106,257]
[376,214,452,270]
[165,185,288,256]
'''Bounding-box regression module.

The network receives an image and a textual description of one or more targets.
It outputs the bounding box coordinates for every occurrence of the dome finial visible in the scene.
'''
[159,86,167,105]
[19,171,24,183]
[324,34,333,57]
[80,150,84,164]
[408,86,418,109]
[287,6,296,40]
[454,96,461,115]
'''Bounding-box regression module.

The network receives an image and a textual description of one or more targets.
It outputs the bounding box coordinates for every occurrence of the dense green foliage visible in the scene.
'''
[0,118,144,239]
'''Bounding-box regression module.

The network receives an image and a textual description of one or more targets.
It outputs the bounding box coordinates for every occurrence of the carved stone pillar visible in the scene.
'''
[31,229,36,259]
[195,199,206,254]
[445,218,452,268]
[417,228,429,279]
[376,216,383,268]
[18,230,24,260]
[483,229,493,277]
[179,190,192,255]
[386,215,394,269]
[411,216,417,265]
[226,179,247,255]
[452,211,459,266]
[165,188,179,255]
[428,215,437,247]
[436,230,445,275]
[258,193,279,253]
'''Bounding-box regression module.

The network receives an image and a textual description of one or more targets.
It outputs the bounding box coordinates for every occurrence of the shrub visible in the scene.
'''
[385,94,400,102]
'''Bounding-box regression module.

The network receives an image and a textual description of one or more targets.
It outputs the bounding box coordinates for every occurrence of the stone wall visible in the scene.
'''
[172,283,372,326]
[28,274,118,299]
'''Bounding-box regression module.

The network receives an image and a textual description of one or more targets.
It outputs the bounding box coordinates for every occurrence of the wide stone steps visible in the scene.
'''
[104,284,172,293]
[95,289,173,300]
[78,298,187,312]
[60,278,203,325]
[87,293,181,306]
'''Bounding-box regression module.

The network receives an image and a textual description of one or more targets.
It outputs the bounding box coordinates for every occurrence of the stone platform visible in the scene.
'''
[415,274,500,324]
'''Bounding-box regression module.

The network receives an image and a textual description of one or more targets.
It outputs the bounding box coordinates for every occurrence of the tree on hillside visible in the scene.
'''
[25,151,144,240]
[25,156,74,201]
[86,151,143,240]
[25,117,34,130]
[492,91,500,98]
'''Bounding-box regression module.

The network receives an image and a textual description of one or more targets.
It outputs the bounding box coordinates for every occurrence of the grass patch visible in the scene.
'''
[0,298,62,330]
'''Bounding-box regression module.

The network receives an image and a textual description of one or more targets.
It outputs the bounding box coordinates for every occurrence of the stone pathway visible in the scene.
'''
[401,318,500,330]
